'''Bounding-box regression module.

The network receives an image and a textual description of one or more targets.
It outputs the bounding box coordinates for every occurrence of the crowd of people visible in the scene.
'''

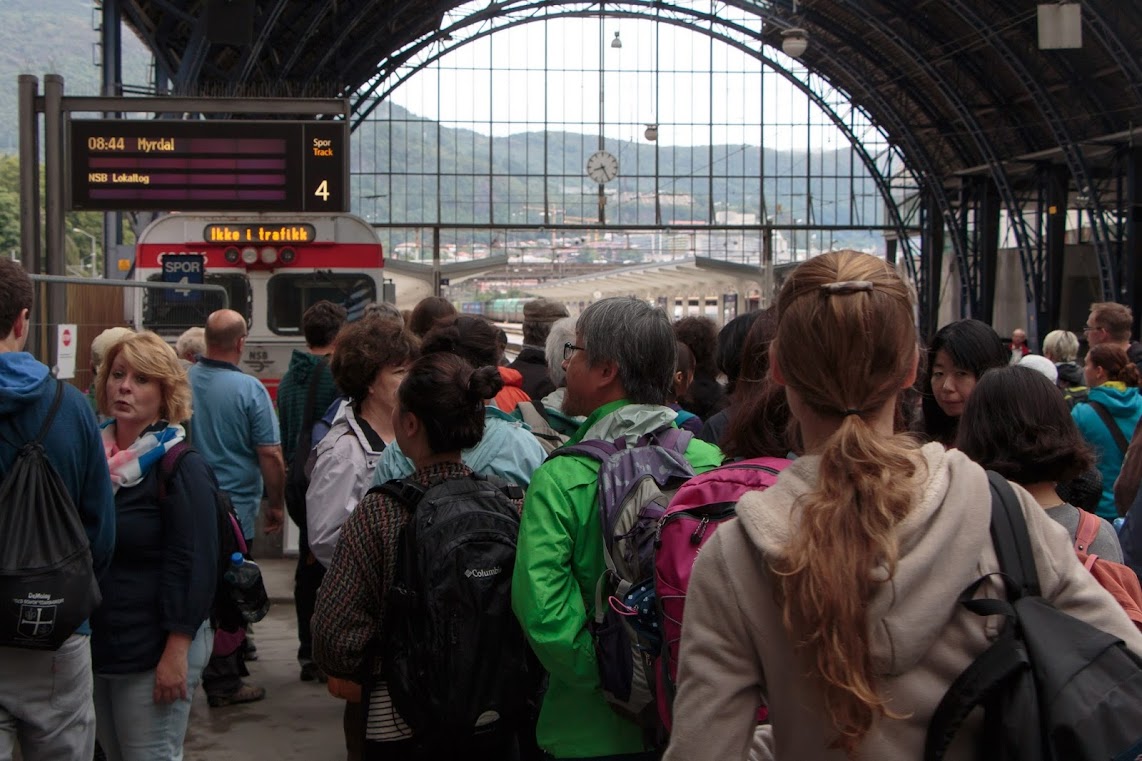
[2,250,1142,761]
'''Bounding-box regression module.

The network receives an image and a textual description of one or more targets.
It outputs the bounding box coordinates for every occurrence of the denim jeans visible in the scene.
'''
[0,633,95,761]
[93,621,212,761]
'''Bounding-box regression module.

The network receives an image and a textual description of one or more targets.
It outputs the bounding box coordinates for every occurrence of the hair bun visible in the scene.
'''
[466,365,505,402]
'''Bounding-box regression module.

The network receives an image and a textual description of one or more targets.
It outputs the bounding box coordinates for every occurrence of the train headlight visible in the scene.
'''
[224,247,240,264]
[240,246,259,265]
[260,247,278,265]
[279,247,297,264]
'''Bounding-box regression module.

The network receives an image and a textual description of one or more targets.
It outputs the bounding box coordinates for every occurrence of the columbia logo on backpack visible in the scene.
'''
[465,566,503,579]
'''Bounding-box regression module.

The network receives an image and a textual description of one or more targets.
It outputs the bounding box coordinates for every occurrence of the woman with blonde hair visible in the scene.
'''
[91,331,219,761]
[663,251,1142,760]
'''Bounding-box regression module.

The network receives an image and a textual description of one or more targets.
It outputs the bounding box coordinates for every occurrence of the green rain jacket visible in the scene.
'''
[511,400,723,758]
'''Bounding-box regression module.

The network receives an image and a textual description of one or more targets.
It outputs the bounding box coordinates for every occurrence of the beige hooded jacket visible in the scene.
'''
[663,442,1142,761]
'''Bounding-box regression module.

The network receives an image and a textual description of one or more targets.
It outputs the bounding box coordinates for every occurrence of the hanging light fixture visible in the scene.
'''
[644,124,658,141]
[611,30,623,48]
[782,28,809,58]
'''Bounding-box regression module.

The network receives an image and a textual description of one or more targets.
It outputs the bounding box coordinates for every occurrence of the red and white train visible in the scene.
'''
[132,212,385,399]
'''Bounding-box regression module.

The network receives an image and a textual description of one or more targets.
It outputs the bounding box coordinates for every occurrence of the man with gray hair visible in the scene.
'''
[509,298,570,400]
[511,297,722,760]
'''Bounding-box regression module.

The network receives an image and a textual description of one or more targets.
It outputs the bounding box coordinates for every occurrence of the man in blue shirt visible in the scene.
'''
[189,309,285,707]
[0,257,116,759]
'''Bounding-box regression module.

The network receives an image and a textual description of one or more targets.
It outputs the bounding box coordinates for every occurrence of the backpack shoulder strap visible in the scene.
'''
[1087,400,1130,455]
[923,474,1042,761]
[548,438,621,463]
[1073,509,1102,555]
[157,441,193,502]
[986,470,1041,598]
[31,379,66,445]
[923,629,1029,761]
[372,477,428,515]
[527,399,551,424]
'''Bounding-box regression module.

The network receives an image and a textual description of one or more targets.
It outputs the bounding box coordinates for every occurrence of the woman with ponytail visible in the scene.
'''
[311,353,523,760]
[1072,344,1142,520]
[663,251,1142,760]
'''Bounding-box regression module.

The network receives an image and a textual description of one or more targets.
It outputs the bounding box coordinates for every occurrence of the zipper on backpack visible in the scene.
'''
[690,517,711,545]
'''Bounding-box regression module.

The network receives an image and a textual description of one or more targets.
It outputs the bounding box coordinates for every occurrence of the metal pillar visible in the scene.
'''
[102,0,124,279]
[921,191,945,341]
[1128,149,1142,340]
[43,75,66,369]
[977,179,1000,328]
[17,76,40,273]
[1042,165,1069,337]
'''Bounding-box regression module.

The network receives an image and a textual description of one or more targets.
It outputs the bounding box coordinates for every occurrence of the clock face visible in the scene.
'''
[586,150,619,184]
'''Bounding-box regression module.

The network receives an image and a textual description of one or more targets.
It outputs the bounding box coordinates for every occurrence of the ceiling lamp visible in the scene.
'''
[644,124,658,141]
[611,31,623,49]
[782,28,809,58]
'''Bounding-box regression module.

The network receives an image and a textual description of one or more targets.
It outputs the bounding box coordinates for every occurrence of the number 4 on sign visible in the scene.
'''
[314,180,330,201]
[175,276,191,297]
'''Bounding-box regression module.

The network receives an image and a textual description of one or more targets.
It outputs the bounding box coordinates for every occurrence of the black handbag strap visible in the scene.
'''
[1087,400,1130,455]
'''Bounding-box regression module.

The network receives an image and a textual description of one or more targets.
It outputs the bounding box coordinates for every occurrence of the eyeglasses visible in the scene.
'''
[563,342,585,361]
[1083,325,1102,333]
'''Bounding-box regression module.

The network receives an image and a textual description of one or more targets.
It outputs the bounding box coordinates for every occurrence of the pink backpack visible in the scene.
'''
[654,456,790,731]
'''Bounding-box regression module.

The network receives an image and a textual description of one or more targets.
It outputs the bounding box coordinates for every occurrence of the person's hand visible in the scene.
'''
[153,651,188,704]
[264,502,285,534]
[327,676,362,703]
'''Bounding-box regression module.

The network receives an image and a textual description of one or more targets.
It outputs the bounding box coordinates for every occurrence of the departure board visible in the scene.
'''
[68,119,348,212]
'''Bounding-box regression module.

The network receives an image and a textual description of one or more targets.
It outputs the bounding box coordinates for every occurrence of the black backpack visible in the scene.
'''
[0,381,101,650]
[285,360,329,528]
[375,474,536,746]
[924,471,1142,761]
[159,441,269,632]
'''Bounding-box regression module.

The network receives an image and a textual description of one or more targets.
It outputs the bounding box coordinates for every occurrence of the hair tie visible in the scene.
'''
[843,408,862,417]
[821,280,874,295]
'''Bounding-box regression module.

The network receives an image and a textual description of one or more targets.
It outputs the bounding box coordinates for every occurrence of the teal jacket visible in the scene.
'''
[1072,381,1142,520]
[511,400,723,758]
[371,405,545,489]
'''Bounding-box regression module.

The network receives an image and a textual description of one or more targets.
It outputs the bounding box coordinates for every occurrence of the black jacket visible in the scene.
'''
[508,347,556,402]
[91,432,219,674]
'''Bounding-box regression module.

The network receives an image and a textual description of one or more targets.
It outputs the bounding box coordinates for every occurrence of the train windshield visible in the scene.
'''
[142,273,252,334]
[267,272,376,335]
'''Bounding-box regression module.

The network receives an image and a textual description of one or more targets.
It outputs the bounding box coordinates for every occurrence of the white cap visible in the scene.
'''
[1019,354,1059,384]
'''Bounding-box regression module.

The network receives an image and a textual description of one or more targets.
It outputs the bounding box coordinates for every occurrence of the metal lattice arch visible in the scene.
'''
[116,0,1142,337]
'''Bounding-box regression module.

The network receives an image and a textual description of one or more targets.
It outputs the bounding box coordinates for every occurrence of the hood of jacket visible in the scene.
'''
[285,349,328,385]
[1088,382,1142,416]
[0,352,51,416]
[461,406,531,472]
[498,365,525,389]
[734,442,993,677]
[1056,361,1084,387]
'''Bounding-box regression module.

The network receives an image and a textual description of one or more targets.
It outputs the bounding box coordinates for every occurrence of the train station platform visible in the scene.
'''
[524,255,790,313]
[183,558,345,761]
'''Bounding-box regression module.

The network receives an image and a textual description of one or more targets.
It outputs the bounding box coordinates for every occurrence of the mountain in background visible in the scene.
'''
[0,0,151,153]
